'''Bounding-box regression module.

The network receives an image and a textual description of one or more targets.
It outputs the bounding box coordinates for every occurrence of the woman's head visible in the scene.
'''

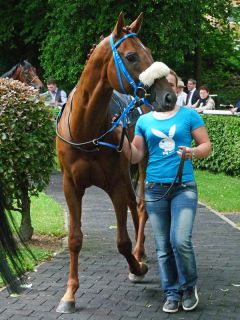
[166,70,178,94]
[199,86,210,99]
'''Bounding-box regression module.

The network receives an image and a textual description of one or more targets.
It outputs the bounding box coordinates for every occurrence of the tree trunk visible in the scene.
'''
[19,182,33,241]
[194,46,202,86]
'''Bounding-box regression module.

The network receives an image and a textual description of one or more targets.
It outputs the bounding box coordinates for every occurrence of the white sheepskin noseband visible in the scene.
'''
[139,62,170,87]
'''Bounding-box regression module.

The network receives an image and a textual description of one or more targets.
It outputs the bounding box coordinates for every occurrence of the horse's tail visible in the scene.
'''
[0,186,27,293]
[130,163,139,191]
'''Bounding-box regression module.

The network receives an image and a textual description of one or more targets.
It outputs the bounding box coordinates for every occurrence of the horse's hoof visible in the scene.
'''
[56,299,76,313]
[128,262,148,283]
[128,272,145,283]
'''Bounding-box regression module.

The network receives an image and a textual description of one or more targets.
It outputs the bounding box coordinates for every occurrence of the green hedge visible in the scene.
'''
[193,115,240,176]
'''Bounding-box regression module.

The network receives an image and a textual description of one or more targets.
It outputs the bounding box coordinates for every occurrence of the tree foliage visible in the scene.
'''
[39,0,239,98]
[0,1,238,100]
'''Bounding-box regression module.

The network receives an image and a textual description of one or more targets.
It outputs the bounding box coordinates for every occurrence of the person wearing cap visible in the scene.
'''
[176,79,187,107]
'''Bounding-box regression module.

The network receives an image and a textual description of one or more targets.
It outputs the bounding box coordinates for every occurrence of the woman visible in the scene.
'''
[115,70,211,313]
[192,86,215,113]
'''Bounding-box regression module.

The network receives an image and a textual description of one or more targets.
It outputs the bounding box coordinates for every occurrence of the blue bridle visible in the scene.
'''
[95,33,152,150]
[56,32,152,152]
[110,33,140,94]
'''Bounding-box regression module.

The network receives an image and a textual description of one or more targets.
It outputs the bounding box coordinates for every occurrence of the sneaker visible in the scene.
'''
[182,286,199,311]
[162,299,179,313]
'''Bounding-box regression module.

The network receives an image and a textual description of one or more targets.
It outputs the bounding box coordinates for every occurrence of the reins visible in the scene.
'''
[132,148,187,202]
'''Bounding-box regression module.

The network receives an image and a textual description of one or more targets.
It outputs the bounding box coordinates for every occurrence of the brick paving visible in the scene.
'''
[0,171,239,320]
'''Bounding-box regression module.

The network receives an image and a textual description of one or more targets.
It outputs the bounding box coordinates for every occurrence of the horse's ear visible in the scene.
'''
[129,12,143,33]
[112,12,125,37]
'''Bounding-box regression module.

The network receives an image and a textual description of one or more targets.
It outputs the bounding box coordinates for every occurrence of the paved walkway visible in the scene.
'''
[0,171,239,320]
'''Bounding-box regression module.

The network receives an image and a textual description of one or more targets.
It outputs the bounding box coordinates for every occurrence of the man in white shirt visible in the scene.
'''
[45,79,67,108]
[186,78,200,107]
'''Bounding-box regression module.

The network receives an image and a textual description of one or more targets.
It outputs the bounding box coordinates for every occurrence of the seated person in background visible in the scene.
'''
[42,79,67,108]
[229,100,240,114]
[176,79,187,106]
[192,86,215,113]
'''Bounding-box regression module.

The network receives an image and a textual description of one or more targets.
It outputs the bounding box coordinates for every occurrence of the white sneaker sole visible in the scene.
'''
[182,286,199,311]
[163,302,180,313]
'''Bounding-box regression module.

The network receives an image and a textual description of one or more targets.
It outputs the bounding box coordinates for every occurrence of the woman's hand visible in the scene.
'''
[177,146,196,160]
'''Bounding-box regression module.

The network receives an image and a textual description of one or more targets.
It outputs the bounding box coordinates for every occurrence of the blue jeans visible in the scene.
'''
[145,181,198,301]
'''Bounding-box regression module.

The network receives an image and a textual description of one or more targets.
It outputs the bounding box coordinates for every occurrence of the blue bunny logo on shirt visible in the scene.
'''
[151,124,176,155]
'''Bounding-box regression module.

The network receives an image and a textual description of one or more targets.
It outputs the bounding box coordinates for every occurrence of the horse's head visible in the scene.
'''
[19,60,44,91]
[107,13,176,112]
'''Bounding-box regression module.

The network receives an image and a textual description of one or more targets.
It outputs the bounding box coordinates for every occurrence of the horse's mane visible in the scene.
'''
[1,60,33,78]
[86,27,132,63]
[1,64,19,78]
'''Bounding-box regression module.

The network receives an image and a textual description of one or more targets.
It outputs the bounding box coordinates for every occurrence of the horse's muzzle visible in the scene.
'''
[146,84,177,112]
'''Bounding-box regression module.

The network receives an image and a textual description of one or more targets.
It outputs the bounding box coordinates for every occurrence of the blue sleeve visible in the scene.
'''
[135,116,144,137]
[190,109,205,132]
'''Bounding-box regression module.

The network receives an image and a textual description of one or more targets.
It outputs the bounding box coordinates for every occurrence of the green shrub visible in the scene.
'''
[193,115,240,176]
[0,78,56,239]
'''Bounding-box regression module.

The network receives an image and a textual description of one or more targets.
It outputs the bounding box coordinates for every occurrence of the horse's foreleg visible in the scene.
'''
[127,183,146,262]
[110,187,148,280]
[132,159,148,262]
[56,175,84,314]
[133,199,148,262]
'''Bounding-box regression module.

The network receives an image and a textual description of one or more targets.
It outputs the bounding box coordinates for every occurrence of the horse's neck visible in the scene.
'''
[13,67,23,82]
[70,62,112,139]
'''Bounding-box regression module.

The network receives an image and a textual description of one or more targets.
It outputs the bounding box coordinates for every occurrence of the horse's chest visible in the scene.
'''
[71,157,112,188]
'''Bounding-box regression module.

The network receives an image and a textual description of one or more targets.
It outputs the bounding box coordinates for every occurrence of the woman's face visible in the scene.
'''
[199,89,209,99]
[166,73,177,95]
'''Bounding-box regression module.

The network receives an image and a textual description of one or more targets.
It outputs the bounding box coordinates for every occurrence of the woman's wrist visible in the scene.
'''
[190,147,197,158]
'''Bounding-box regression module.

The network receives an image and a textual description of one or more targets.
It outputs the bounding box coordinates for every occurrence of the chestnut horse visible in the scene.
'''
[1,60,43,90]
[56,13,176,313]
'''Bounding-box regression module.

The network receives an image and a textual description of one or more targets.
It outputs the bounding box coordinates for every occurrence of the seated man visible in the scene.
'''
[41,79,67,108]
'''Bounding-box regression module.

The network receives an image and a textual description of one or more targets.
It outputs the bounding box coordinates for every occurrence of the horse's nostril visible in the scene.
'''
[165,93,172,104]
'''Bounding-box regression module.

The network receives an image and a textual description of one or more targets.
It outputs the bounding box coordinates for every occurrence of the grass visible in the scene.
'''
[0,193,66,288]
[195,170,240,213]
[13,192,66,237]
[29,192,66,237]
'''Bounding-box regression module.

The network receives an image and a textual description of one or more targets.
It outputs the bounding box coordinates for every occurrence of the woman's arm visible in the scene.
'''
[116,129,146,164]
[191,100,198,109]
[204,98,215,110]
[191,126,212,158]
[122,135,146,164]
[178,126,211,159]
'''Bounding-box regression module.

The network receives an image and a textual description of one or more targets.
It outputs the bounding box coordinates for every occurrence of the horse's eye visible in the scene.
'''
[125,53,137,63]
